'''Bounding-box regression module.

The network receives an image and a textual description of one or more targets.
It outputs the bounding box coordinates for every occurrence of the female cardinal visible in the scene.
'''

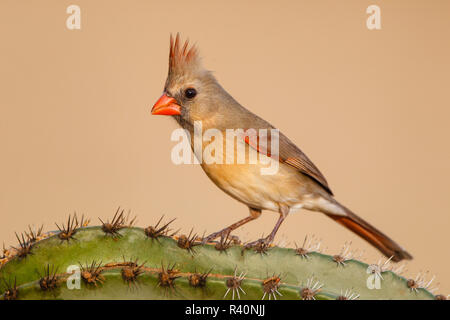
[151,34,412,261]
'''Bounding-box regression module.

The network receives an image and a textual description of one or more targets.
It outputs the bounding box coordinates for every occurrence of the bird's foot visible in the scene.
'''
[243,236,273,254]
[201,228,231,245]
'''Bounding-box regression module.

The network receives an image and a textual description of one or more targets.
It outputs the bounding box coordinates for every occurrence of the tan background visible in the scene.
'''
[1,0,449,294]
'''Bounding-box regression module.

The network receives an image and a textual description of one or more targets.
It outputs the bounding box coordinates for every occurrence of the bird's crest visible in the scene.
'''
[168,33,201,78]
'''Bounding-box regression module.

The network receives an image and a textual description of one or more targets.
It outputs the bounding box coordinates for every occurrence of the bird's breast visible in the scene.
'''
[197,137,314,212]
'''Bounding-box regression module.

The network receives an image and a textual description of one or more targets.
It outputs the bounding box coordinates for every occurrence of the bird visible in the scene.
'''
[151,34,412,262]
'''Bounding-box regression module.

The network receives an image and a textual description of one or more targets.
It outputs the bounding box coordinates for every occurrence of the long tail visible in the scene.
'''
[322,200,412,262]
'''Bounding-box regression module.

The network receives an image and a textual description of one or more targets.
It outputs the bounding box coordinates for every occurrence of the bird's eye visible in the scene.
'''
[184,88,197,99]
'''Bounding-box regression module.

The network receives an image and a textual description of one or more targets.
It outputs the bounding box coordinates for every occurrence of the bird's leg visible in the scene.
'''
[202,208,262,244]
[244,206,288,249]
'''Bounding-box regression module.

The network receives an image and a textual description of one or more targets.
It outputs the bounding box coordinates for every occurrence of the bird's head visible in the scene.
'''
[151,34,222,125]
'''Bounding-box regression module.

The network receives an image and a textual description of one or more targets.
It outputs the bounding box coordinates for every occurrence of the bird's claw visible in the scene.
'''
[243,237,272,254]
[201,229,231,245]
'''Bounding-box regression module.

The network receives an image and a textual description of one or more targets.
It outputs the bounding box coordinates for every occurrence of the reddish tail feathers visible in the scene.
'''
[327,204,412,262]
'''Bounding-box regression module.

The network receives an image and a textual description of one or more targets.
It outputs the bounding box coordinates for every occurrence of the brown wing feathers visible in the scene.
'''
[244,129,333,195]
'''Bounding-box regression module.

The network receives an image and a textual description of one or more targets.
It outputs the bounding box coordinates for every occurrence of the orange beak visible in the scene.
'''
[151,94,181,116]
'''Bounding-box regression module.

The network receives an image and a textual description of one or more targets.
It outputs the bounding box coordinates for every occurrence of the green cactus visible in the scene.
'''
[0,213,440,300]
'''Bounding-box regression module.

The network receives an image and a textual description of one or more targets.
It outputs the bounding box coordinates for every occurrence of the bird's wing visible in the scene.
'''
[243,129,333,195]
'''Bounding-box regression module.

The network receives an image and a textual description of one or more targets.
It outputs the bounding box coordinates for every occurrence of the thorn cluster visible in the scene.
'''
[144,215,177,241]
[224,267,246,300]
[158,263,180,289]
[99,208,127,238]
[336,288,360,300]
[25,225,44,244]
[262,275,282,300]
[56,213,85,241]
[39,264,59,291]
[121,259,145,285]
[177,228,200,254]
[188,269,211,288]
[295,235,321,259]
[1,277,18,300]
[407,271,438,294]
[367,256,397,280]
[300,276,323,300]
[80,261,105,286]
[332,242,362,267]
[13,232,32,258]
